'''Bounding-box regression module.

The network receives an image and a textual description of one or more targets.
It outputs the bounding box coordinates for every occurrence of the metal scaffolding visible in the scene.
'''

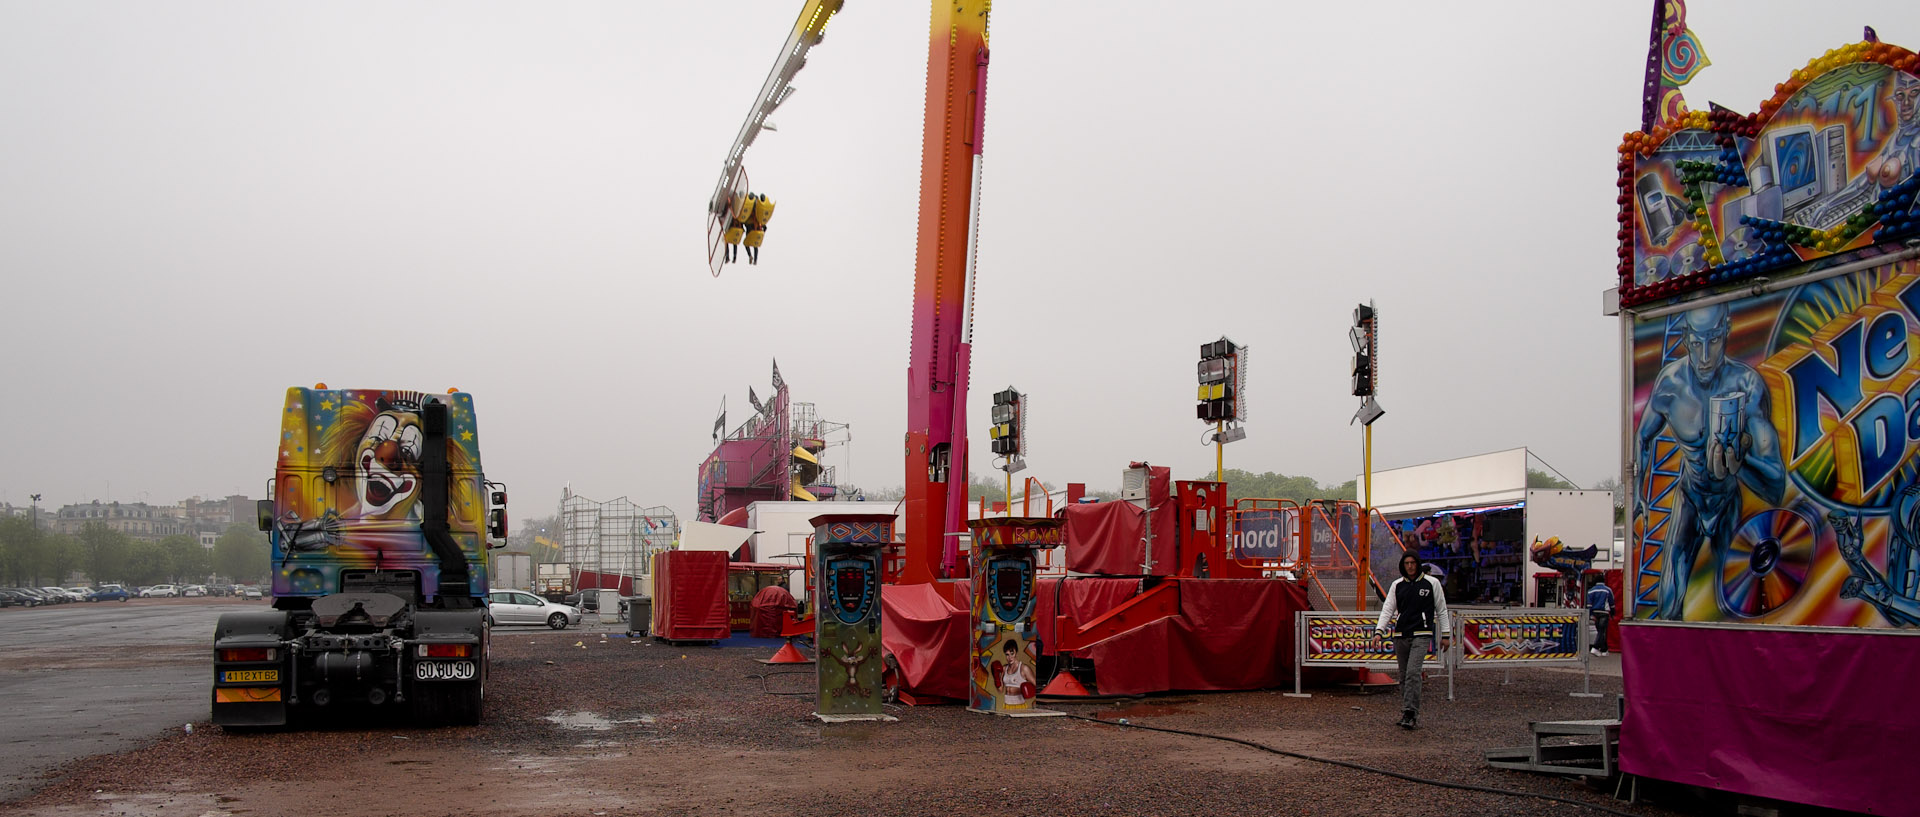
[559,490,679,579]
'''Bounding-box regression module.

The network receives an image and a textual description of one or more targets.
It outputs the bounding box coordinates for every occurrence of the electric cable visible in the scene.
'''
[747,670,814,696]
[1061,713,1641,817]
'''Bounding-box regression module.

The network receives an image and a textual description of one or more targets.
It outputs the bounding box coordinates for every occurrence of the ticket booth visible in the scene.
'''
[967,517,1065,716]
[810,513,896,722]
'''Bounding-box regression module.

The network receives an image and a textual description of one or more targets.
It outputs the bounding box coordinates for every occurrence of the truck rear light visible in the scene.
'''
[417,644,472,658]
[218,648,277,662]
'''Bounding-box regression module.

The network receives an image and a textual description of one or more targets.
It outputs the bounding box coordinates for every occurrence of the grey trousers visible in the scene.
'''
[1393,635,1430,715]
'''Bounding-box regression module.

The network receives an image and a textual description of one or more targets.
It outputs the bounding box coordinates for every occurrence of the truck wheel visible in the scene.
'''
[547,613,568,630]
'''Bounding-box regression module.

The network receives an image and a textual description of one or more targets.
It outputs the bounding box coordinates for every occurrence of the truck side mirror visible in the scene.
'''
[256,499,274,532]
[490,508,509,541]
[491,490,508,506]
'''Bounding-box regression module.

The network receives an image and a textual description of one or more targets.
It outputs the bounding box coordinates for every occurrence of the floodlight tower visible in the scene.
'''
[1351,302,1383,611]
[1197,338,1247,482]
[990,387,1027,509]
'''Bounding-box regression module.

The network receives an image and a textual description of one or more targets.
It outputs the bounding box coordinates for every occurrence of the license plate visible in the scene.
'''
[221,670,279,683]
[415,660,476,681]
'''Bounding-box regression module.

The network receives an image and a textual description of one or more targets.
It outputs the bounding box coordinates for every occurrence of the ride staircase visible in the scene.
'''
[1299,502,1392,613]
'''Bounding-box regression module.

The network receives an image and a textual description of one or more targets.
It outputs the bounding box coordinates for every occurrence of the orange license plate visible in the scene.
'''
[214,687,283,703]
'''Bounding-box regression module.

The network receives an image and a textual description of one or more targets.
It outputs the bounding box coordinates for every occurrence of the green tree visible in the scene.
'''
[79,523,132,585]
[44,534,83,585]
[1219,469,1357,505]
[123,541,173,587]
[1591,476,1627,524]
[0,516,48,585]
[160,534,209,583]
[1527,468,1579,490]
[212,523,269,583]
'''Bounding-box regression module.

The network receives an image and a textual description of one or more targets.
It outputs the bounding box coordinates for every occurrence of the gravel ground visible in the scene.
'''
[2,632,1708,817]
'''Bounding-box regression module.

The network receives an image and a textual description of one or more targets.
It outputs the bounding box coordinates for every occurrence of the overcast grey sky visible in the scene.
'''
[0,2,1910,521]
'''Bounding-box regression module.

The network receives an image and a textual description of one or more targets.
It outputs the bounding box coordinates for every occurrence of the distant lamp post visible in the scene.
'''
[29,493,41,532]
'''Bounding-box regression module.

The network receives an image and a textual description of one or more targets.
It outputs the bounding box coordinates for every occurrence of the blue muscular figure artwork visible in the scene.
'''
[1832,486,1920,626]
[1637,305,1787,619]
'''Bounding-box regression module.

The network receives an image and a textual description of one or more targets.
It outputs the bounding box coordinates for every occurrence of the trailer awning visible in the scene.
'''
[679,520,755,553]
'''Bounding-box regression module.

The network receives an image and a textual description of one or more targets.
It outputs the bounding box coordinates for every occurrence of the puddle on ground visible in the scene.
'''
[543,711,655,731]
[1092,698,1199,720]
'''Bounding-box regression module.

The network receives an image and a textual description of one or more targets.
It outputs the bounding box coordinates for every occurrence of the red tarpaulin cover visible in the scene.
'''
[1035,577,1306,694]
[1079,579,1305,695]
[1620,622,1918,815]
[651,550,730,641]
[1065,465,1175,576]
[748,585,796,638]
[1033,577,1142,655]
[880,582,971,700]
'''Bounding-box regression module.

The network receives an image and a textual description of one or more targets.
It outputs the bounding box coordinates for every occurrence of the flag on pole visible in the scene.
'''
[748,386,765,415]
[1646,0,1709,128]
[771,359,785,393]
[712,397,727,441]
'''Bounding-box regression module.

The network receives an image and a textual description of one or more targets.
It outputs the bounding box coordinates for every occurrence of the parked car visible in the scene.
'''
[39,587,75,604]
[182,585,208,598]
[89,585,132,602]
[10,588,50,606]
[140,584,179,598]
[239,585,264,600]
[64,587,95,602]
[0,590,18,608]
[485,590,582,629]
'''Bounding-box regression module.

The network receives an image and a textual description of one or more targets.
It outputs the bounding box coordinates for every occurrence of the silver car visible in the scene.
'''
[485,590,582,630]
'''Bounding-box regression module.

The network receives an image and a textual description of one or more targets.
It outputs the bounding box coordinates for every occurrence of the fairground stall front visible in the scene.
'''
[1611,9,1920,812]
[1365,448,1616,607]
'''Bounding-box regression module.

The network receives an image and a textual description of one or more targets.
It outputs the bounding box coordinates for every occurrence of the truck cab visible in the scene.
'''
[212,387,507,727]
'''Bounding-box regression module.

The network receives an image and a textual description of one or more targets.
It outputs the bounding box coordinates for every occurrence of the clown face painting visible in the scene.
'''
[270,387,488,598]
[353,402,426,518]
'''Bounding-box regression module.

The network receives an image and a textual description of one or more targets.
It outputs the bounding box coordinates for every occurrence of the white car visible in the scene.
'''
[62,587,93,601]
[485,590,582,630]
[140,584,179,598]
[182,585,208,598]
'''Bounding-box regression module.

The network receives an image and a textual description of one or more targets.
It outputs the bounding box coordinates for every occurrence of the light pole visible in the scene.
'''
[28,494,40,532]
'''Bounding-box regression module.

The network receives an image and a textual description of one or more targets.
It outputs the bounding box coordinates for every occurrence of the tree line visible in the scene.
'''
[0,517,269,587]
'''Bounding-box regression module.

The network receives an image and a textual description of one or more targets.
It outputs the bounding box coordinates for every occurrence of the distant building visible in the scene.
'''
[55,501,191,542]
[181,494,252,531]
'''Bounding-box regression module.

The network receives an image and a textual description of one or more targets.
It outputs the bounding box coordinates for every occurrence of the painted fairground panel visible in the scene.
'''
[966,518,1061,713]
[1456,612,1583,665]
[811,515,891,718]
[269,388,488,598]
[1630,257,1920,627]
[1618,42,1920,307]
[1300,614,1438,666]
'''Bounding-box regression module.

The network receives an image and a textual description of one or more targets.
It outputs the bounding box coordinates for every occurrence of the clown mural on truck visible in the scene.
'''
[1628,51,1920,628]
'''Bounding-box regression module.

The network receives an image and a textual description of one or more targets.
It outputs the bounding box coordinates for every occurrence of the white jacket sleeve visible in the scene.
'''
[1430,575,1451,637]
[1376,579,1399,633]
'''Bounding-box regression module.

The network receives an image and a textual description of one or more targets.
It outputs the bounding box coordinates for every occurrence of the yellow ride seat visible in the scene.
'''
[751,196,776,227]
[734,194,756,222]
[725,222,745,245]
[744,228,766,248]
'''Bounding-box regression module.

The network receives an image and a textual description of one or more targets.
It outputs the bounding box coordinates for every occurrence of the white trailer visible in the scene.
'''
[492,552,533,591]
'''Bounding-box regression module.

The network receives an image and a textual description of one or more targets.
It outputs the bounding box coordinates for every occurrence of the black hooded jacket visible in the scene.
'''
[1377,562,1450,638]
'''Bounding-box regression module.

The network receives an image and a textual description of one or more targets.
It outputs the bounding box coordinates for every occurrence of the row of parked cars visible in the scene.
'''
[0,585,130,606]
[0,583,267,607]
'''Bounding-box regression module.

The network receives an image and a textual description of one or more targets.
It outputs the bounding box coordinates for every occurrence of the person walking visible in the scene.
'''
[1375,551,1451,729]
[1587,576,1616,656]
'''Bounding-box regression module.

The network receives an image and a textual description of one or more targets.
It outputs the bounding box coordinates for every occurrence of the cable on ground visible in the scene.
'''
[1061,713,1639,817]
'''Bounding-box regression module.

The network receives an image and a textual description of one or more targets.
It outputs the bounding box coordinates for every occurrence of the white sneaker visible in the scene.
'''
[1589,648,1602,656]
